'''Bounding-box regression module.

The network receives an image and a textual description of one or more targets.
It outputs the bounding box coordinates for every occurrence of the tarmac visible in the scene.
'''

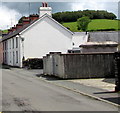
[1,67,120,111]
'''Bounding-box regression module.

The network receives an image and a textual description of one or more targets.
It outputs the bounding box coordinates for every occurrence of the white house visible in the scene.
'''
[71,32,89,53]
[2,3,88,67]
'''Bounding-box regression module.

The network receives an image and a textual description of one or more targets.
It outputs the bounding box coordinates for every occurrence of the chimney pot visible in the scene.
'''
[8,29,12,34]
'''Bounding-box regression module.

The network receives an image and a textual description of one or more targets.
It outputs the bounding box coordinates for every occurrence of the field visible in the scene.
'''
[62,19,120,32]
[2,30,8,33]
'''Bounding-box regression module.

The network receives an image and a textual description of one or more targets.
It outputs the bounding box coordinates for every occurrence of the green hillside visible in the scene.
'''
[2,30,8,34]
[62,19,120,32]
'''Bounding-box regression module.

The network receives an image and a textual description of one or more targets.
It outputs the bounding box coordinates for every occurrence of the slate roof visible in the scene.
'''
[0,31,2,36]
[2,19,37,41]
[89,31,119,43]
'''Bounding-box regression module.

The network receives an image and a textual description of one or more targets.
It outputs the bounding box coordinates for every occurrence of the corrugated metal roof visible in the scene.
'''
[89,31,119,43]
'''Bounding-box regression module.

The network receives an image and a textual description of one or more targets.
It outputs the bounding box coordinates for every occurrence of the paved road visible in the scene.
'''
[2,68,119,111]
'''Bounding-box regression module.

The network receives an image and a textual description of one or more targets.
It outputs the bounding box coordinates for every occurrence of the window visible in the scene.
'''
[5,41,7,50]
[13,52,14,64]
[10,40,11,49]
[13,38,14,49]
[16,37,18,48]
[5,52,6,63]
[7,41,8,50]
[16,51,18,63]
[3,42,4,50]
[3,53,4,62]
[10,52,11,63]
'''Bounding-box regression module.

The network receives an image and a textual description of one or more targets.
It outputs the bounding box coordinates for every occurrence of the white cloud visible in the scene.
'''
[0,5,21,30]
[71,2,105,11]
[2,0,120,2]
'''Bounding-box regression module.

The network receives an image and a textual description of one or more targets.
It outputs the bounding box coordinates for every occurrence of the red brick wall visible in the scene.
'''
[0,41,3,64]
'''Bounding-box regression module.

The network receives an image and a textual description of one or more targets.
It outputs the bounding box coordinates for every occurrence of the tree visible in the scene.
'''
[18,16,26,23]
[77,16,91,32]
[52,10,116,23]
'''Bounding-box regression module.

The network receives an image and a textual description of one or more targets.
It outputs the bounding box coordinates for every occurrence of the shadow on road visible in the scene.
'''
[102,97,120,105]
[36,74,63,81]
[94,91,116,94]
[93,91,120,105]
[0,64,11,69]
[102,78,115,84]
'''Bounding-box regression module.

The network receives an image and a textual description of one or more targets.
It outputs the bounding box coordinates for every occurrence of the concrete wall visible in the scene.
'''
[43,52,115,79]
[0,41,3,64]
[43,55,53,75]
[43,52,65,78]
[81,46,117,53]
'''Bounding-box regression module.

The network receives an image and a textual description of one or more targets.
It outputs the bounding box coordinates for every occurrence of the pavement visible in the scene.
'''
[36,73,120,107]
[69,78,116,91]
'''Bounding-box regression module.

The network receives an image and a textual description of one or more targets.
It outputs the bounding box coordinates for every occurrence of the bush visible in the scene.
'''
[23,58,43,69]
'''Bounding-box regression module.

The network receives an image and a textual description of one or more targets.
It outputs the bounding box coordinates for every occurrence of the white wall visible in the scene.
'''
[39,7,52,17]
[22,16,73,59]
[3,36,22,67]
[72,32,88,49]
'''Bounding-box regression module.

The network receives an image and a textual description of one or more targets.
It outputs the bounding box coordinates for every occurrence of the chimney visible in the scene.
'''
[8,29,13,34]
[39,2,52,17]
[42,2,45,7]
[45,2,48,7]
[22,18,30,25]
[16,23,23,30]
[11,26,16,32]
[29,14,39,22]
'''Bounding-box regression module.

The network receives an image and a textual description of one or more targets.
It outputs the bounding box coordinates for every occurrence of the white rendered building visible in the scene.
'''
[2,3,88,67]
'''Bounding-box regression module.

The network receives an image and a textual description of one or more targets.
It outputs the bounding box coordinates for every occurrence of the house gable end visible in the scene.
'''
[20,14,74,37]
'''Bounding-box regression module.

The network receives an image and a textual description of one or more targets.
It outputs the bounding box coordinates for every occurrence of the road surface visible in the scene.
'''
[1,68,119,111]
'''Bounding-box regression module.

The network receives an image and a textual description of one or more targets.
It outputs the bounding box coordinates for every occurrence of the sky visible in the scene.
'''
[0,0,119,30]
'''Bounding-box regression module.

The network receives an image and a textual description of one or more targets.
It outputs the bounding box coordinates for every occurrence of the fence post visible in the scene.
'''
[114,52,120,92]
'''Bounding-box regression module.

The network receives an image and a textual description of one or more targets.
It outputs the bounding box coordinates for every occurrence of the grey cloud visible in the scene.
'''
[2,2,73,15]
[118,1,120,19]
[1,2,119,18]
[102,2,118,18]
